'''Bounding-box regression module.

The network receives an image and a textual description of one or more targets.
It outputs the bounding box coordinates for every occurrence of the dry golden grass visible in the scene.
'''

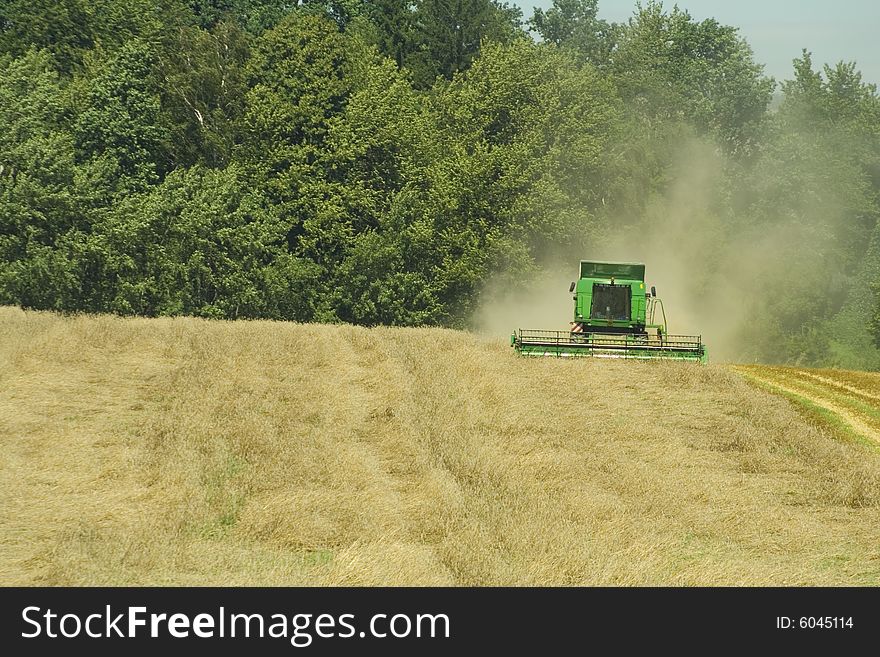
[1,306,879,586]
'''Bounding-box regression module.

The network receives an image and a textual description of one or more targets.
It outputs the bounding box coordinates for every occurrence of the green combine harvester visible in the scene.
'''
[511,260,707,363]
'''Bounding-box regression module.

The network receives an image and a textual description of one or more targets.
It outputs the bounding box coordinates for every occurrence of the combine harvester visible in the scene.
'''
[511,260,707,362]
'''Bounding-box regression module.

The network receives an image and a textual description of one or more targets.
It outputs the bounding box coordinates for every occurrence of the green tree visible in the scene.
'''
[74,40,171,200]
[407,0,523,87]
[238,12,360,319]
[611,1,773,152]
[360,0,414,67]
[419,40,621,322]
[158,20,250,167]
[774,52,880,266]
[0,0,92,71]
[528,0,615,66]
[0,50,82,309]
[97,164,323,319]
[771,51,880,366]
[187,0,294,33]
[325,49,443,324]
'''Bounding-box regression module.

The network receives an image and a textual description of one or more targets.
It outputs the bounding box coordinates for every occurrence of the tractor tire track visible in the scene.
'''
[733,366,880,446]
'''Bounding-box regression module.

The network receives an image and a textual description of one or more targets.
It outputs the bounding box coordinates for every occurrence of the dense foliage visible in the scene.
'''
[1,0,879,367]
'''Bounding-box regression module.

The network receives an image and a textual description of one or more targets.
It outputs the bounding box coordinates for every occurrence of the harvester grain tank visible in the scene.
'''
[511,260,707,362]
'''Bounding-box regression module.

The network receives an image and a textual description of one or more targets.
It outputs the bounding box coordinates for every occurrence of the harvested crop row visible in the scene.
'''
[734,366,880,446]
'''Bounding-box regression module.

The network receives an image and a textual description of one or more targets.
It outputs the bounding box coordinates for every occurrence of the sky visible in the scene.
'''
[513,0,880,86]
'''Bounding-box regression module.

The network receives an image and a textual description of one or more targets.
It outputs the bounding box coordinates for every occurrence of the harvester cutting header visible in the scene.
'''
[511,260,707,362]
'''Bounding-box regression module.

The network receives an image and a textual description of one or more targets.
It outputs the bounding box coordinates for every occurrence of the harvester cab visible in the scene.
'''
[511,260,707,362]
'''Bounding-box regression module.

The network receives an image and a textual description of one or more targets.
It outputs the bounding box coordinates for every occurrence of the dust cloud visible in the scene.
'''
[473,136,866,364]
[473,268,577,338]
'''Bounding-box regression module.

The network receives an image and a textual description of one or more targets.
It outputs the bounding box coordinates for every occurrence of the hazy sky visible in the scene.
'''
[513,0,880,85]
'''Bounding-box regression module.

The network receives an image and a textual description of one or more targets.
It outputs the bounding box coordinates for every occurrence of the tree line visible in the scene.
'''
[1,1,879,367]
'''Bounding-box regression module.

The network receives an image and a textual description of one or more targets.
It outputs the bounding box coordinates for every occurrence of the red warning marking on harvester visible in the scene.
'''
[570,323,583,333]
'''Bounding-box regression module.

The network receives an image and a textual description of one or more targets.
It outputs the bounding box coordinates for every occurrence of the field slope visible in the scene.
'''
[1,307,879,586]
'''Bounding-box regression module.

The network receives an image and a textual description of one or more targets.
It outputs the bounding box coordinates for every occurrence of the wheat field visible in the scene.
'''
[1,306,879,585]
